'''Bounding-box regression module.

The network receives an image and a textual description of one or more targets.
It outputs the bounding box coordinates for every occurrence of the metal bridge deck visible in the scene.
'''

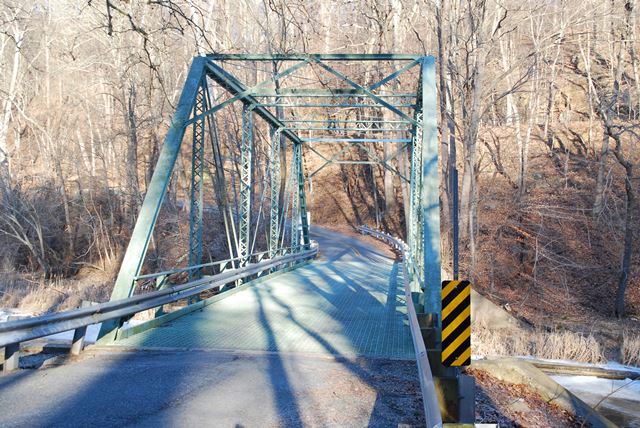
[112,228,414,360]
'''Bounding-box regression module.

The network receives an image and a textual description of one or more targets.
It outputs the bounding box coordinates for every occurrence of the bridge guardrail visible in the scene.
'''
[134,245,302,283]
[0,245,318,371]
[357,225,443,428]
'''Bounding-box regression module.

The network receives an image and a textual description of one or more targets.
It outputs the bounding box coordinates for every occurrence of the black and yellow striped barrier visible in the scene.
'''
[441,280,471,367]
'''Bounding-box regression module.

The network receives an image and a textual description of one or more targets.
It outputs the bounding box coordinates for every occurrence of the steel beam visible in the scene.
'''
[355,142,410,183]
[290,143,300,250]
[312,59,418,125]
[252,90,416,97]
[369,58,421,90]
[203,88,238,265]
[419,57,441,314]
[205,62,303,145]
[300,137,411,143]
[269,128,282,257]
[239,104,254,265]
[409,115,424,282]
[207,53,420,61]
[99,56,206,340]
[253,103,416,108]
[296,143,311,249]
[307,144,353,178]
[188,81,206,281]
[286,127,410,132]
[282,119,411,124]
[189,59,310,125]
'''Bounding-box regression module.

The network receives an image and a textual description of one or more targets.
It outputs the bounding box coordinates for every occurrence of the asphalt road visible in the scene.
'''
[0,228,423,427]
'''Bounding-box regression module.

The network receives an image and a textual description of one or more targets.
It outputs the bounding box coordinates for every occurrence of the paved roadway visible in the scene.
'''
[0,228,423,427]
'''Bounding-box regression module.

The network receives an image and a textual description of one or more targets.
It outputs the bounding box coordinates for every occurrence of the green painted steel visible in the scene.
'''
[252,90,416,97]
[291,143,301,250]
[355,142,410,183]
[281,119,411,124]
[99,57,207,340]
[269,128,282,257]
[409,114,424,282]
[188,81,206,280]
[419,57,441,314]
[205,62,303,145]
[300,137,412,143]
[286,127,410,132]
[239,104,254,265]
[190,59,310,125]
[207,53,421,61]
[254,103,417,108]
[369,58,421,90]
[406,56,426,294]
[312,59,418,125]
[203,88,238,265]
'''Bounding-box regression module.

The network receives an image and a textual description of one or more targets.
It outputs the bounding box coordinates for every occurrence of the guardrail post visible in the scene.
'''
[71,326,87,356]
[2,342,20,372]
[154,275,168,317]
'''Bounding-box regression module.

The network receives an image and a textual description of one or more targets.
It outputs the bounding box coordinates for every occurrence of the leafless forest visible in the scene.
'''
[0,1,638,355]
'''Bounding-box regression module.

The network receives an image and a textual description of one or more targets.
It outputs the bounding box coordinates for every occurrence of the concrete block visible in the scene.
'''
[458,374,475,423]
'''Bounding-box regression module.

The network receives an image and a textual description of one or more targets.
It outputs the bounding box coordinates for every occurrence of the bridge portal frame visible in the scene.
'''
[99,54,442,348]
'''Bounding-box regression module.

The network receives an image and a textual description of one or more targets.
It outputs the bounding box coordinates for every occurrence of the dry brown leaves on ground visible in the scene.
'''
[468,368,589,428]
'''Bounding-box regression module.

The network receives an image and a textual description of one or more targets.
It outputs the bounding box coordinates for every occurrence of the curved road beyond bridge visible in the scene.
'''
[0,228,424,427]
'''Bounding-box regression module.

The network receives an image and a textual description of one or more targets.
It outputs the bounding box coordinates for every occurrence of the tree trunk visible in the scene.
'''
[0,22,23,191]
[593,132,610,216]
[123,83,140,224]
[615,165,634,318]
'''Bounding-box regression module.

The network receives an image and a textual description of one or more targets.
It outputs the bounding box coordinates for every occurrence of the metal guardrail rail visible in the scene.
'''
[134,245,301,282]
[0,246,318,371]
[357,225,443,428]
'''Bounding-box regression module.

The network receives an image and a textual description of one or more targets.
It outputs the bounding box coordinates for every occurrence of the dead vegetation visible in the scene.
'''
[472,321,606,364]
[469,367,589,427]
[622,331,640,367]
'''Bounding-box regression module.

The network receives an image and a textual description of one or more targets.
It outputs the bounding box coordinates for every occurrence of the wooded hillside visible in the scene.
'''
[0,0,637,337]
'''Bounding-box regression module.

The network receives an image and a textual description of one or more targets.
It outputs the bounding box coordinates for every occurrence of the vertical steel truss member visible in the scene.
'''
[297,143,311,249]
[269,128,282,257]
[239,104,254,265]
[409,113,424,285]
[188,81,206,279]
[291,143,301,250]
[419,57,441,314]
[203,89,238,267]
[408,64,424,283]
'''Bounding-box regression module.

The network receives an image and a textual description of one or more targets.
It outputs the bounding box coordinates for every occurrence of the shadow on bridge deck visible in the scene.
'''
[0,228,424,427]
[111,228,413,359]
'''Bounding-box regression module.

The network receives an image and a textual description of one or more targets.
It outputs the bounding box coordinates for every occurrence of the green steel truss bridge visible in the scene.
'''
[0,54,474,426]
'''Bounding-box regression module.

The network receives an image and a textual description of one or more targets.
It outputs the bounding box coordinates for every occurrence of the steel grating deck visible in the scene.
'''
[112,231,415,360]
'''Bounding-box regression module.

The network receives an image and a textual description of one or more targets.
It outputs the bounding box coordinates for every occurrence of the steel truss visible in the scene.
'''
[269,128,282,257]
[100,54,443,347]
[188,81,206,280]
[239,104,254,265]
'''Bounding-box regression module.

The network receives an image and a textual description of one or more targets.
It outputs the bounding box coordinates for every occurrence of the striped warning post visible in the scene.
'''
[441,280,471,366]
